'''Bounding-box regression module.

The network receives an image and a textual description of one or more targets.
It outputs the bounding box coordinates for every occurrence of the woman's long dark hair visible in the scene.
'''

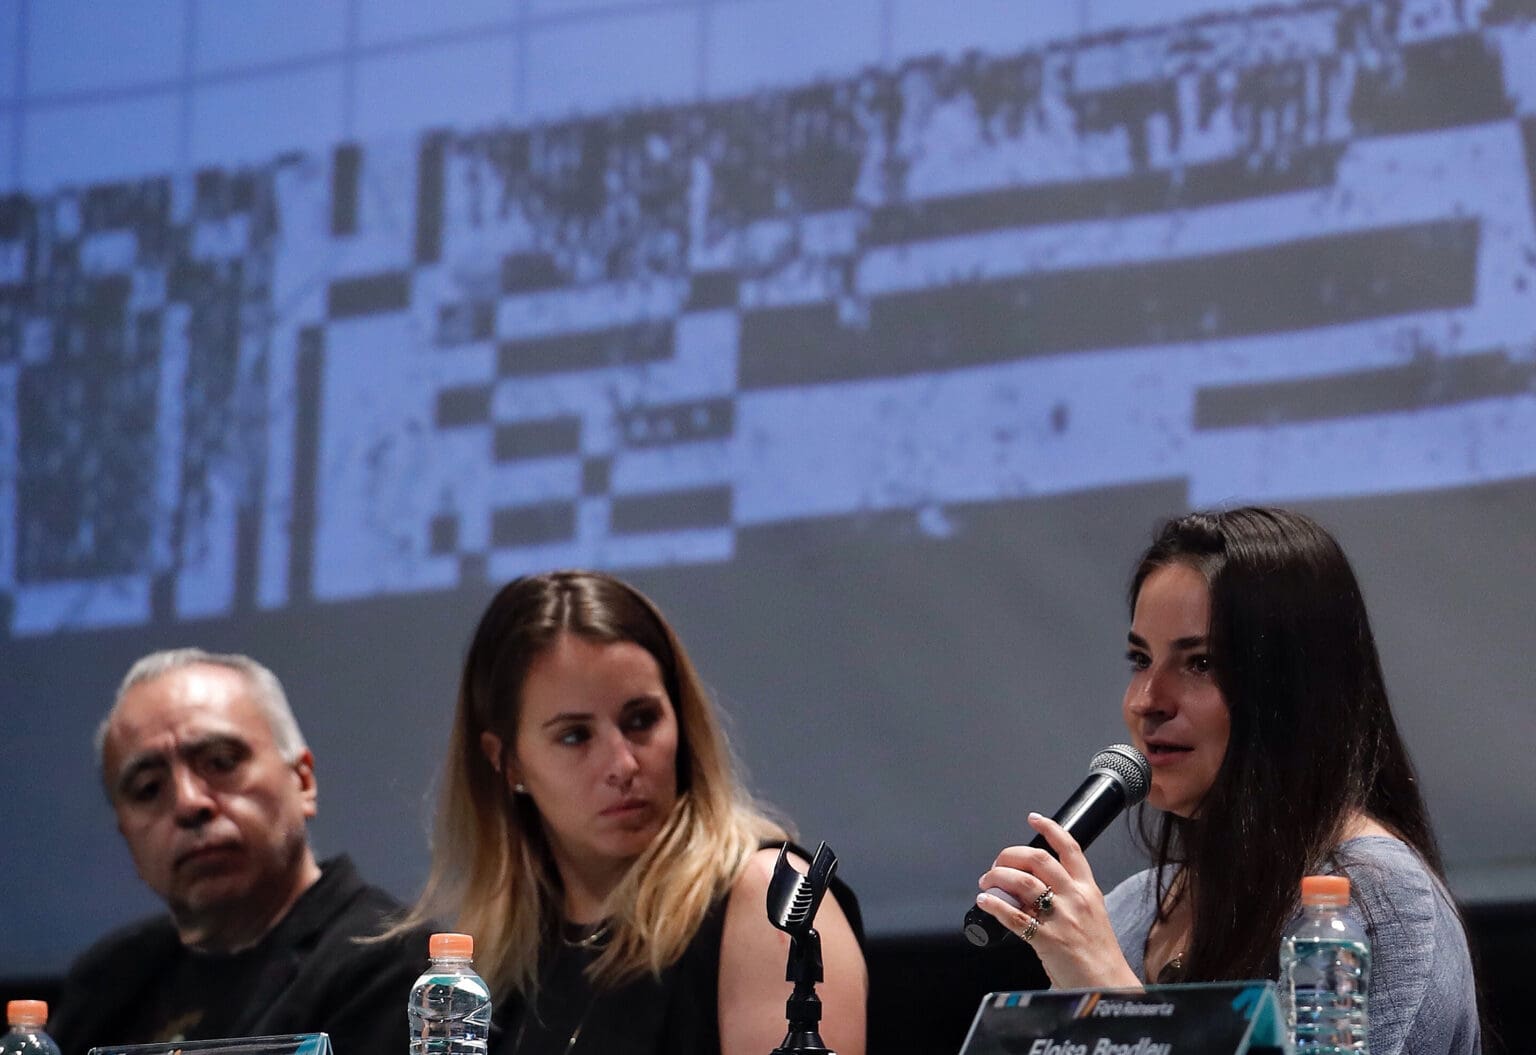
[1130,507,1441,981]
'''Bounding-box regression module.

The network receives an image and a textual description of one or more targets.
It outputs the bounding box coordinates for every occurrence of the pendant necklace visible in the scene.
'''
[511,923,610,1055]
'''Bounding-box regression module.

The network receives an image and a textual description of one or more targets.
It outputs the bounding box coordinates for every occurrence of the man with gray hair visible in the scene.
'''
[48,649,431,1055]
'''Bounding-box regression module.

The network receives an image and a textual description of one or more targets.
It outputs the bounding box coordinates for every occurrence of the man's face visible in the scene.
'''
[102,664,317,932]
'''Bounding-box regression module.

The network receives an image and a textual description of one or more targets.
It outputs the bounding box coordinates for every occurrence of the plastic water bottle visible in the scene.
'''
[2,1002,62,1055]
[409,932,492,1055]
[1281,875,1370,1053]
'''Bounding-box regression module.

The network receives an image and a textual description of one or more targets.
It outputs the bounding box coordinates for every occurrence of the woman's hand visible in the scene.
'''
[975,813,1141,991]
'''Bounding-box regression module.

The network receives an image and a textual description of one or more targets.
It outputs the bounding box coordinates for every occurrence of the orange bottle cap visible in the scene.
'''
[1300,874,1350,903]
[6,1001,48,1027]
[429,932,474,959]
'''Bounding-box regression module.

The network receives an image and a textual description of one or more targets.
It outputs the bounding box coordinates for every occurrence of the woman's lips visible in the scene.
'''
[1144,743,1194,766]
[600,798,649,817]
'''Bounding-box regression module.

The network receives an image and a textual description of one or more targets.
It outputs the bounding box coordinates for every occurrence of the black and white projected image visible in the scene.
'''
[4,4,1534,631]
[2,0,1534,972]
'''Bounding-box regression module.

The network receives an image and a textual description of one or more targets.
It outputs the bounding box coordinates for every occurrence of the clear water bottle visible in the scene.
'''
[405,933,488,1055]
[2,1001,62,1055]
[1281,875,1370,1053]
[409,932,492,1055]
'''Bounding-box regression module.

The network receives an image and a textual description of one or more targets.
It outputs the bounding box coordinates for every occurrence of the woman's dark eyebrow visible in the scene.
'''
[1126,631,1208,650]
[541,711,592,728]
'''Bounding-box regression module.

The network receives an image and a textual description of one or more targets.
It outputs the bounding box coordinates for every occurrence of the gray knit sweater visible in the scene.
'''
[1103,836,1480,1055]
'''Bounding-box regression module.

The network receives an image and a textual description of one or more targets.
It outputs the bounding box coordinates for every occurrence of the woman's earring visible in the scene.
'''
[513,783,528,794]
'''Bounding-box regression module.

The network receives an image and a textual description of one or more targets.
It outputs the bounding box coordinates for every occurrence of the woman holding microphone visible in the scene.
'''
[972,507,1480,1055]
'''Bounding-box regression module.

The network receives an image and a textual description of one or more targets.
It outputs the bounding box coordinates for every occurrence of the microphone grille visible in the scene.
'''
[1089,744,1152,804]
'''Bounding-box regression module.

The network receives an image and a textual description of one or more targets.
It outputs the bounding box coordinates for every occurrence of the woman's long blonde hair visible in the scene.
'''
[409,570,786,1000]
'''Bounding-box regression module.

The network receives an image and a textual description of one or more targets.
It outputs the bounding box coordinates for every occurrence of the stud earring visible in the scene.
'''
[514,783,528,794]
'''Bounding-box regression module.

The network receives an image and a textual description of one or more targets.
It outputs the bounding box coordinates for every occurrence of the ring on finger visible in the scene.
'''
[1033,885,1054,916]
[1018,914,1041,942]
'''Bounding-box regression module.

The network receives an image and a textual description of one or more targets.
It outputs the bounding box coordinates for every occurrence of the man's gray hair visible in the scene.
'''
[95,648,309,771]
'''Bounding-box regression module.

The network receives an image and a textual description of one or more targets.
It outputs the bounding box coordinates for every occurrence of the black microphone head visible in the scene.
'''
[1089,743,1151,805]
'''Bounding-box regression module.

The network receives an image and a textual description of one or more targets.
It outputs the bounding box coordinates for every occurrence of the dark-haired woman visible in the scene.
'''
[403,570,866,1055]
[973,507,1479,1055]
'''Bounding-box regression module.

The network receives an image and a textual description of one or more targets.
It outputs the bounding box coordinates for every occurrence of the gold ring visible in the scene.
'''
[1034,886,1054,916]
[1019,915,1041,942]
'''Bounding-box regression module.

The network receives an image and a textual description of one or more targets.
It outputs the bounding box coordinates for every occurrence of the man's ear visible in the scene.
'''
[293,749,318,818]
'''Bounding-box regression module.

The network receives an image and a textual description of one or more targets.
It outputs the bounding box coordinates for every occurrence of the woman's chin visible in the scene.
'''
[1148,787,1197,819]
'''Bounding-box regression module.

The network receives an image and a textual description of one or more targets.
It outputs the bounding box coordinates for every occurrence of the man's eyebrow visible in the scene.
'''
[183,732,247,752]
[113,733,249,795]
[114,752,168,796]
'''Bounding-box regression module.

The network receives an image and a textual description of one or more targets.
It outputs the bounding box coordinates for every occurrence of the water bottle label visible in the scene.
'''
[408,969,492,1055]
[1281,935,1370,1052]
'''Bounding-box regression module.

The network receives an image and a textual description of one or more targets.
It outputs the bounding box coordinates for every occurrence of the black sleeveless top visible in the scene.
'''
[493,841,863,1055]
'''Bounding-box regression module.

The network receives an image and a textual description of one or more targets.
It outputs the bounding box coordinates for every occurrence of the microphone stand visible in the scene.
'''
[766,842,839,1055]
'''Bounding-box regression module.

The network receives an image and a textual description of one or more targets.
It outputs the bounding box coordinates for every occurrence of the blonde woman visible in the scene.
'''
[411,571,866,1055]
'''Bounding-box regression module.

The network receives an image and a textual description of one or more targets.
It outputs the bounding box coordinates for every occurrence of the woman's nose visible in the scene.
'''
[1128,668,1176,718]
[604,736,641,787]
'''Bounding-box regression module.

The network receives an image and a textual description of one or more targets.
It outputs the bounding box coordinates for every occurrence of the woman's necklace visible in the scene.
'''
[510,1008,592,1055]
[1155,951,1186,983]
[559,921,611,949]
[511,923,610,1055]
[1147,878,1191,983]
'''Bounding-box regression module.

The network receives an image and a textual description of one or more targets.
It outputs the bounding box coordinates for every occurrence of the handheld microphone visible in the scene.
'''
[962,743,1151,948]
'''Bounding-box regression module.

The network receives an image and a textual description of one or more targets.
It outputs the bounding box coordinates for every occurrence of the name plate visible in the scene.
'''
[90,1033,333,1055]
[959,982,1288,1055]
